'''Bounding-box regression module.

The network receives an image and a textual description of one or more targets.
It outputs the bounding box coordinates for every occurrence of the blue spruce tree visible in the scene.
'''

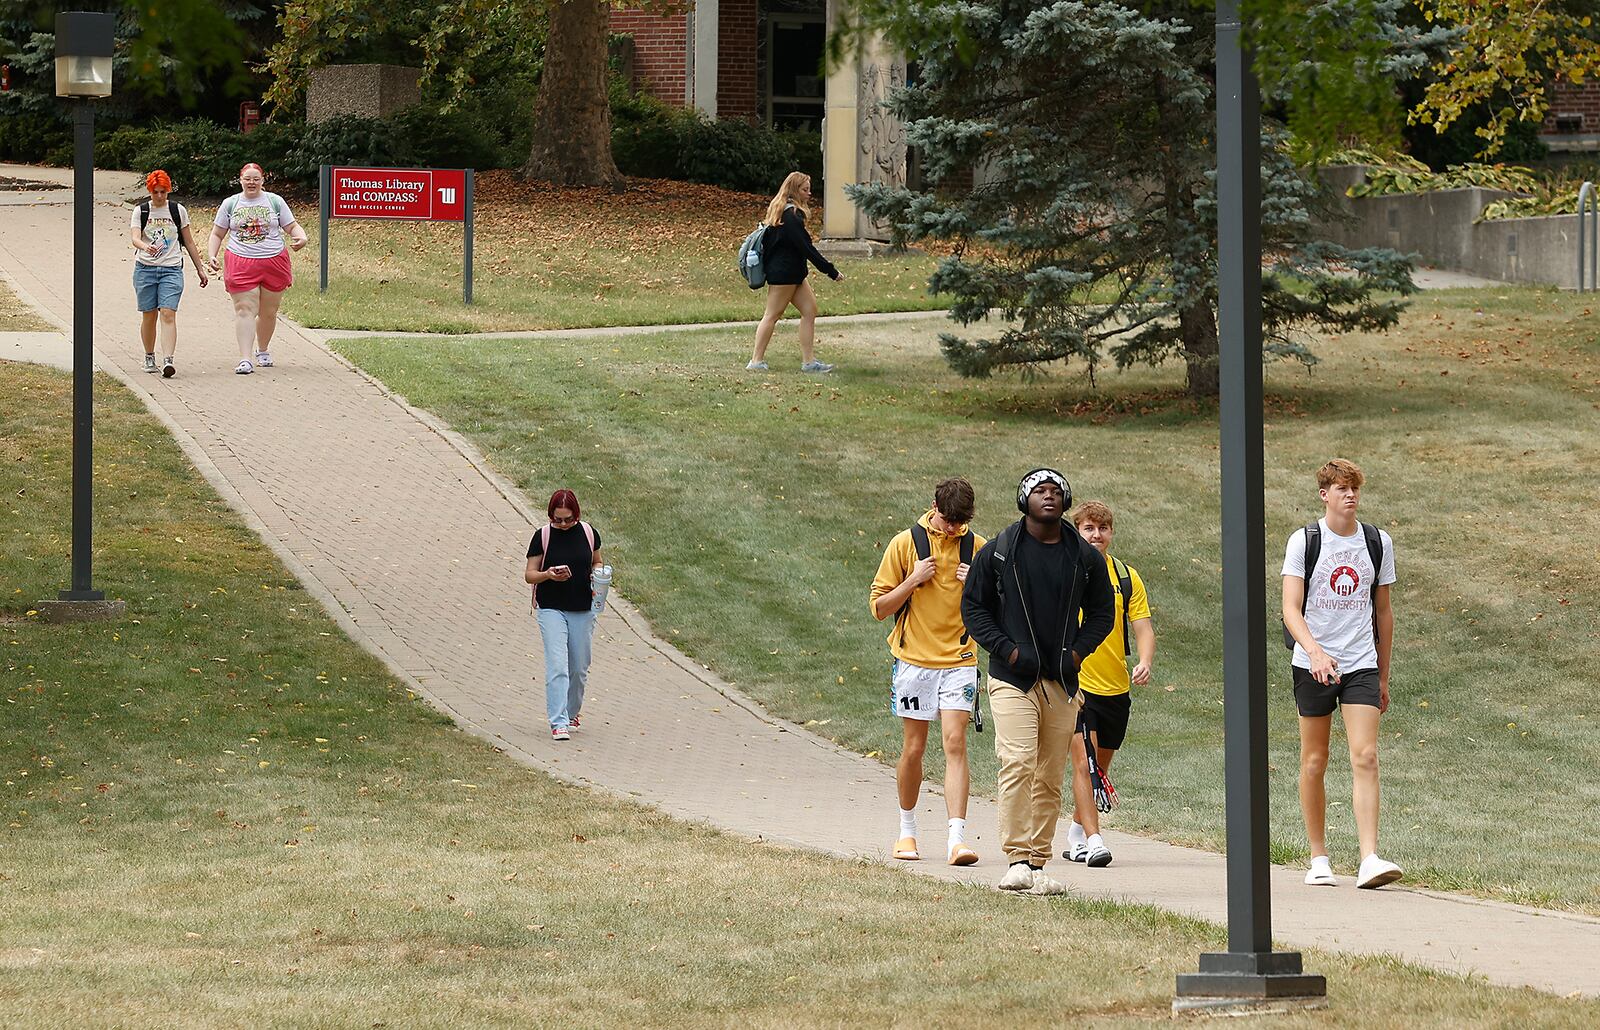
[846,0,1417,398]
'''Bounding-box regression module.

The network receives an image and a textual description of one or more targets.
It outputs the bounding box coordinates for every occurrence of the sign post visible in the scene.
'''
[319,165,475,303]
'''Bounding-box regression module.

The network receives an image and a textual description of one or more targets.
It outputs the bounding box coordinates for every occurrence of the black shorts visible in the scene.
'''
[1292,666,1381,717]
[1076,691,1132,751]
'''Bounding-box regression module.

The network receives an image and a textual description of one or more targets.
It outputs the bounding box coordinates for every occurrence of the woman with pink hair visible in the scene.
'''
[129,169,209,377]
[206,163,308,375]
[523,489,605,741]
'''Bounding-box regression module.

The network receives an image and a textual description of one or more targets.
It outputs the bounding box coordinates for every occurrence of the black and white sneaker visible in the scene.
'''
[161,357,176,378]
[143,354,158,373]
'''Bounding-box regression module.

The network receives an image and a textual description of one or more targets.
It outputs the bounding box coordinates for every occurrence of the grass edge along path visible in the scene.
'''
[330,287,1600,917]
[3,359,1599,1025]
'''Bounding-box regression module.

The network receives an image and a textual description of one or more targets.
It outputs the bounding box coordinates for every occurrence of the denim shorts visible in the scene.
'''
[133,263,184,312]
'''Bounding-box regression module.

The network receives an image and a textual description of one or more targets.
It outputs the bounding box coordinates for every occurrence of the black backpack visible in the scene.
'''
[1281,521,1385,650]
[1111,556,1133,656]
[895,523,975,647]
[895,523,983,732]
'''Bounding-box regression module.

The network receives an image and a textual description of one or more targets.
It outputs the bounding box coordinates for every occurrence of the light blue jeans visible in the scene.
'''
[536,607,596,729]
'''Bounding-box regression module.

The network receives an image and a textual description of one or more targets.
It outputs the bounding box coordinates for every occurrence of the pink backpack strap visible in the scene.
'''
[580,521,596,555]
[534,523,553,572]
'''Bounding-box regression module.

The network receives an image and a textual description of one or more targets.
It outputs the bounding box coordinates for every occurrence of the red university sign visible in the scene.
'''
[329,166,467,221]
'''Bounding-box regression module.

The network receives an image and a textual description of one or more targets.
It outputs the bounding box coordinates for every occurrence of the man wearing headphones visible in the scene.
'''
[961,469,1116,894]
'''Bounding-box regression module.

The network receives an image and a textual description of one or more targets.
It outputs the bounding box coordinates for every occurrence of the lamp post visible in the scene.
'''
[49,11,119,618]
[1173,0,1326,1013]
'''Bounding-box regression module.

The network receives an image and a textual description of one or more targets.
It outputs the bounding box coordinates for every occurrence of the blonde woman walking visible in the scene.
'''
[748,171,843,373]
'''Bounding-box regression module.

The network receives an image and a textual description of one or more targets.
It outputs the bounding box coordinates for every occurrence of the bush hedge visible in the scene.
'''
[87,94,817,197]
[611,92,822,193]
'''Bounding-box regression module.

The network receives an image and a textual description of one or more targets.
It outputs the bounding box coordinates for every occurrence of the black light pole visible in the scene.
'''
[54,12,115,605]
[1174,0,1326,1011]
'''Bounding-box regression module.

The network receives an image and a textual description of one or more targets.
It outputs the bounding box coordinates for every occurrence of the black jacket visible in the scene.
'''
[763,206,839,286]
[960,519,1116,693]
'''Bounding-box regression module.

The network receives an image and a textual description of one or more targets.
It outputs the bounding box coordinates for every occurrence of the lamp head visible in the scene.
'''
[55,12,115,98]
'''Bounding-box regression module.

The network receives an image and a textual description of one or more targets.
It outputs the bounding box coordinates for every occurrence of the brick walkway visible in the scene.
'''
[2,169,1594,998]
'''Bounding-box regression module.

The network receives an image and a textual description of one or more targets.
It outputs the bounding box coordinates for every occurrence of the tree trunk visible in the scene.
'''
[524,0,622,187]
[1181,300,1220,398]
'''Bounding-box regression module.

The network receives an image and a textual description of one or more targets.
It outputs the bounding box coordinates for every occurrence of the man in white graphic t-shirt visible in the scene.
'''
[1281,458,1402,890]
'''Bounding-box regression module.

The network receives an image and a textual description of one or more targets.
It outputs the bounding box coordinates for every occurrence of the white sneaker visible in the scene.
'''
[1027,869,1067,896]
[997,862,1034,891]
[1304,855,1336,887]
[1357,853,1403,889]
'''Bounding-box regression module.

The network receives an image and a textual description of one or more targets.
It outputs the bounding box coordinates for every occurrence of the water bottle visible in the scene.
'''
[590,564,613,615]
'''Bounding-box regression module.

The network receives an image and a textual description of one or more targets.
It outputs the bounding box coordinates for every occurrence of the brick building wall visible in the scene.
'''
[612,8,689,106]
[1544,81,1600,134]
[717,0,759,122]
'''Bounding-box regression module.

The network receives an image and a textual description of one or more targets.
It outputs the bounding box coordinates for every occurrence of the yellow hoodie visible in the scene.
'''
[869,510,987,669]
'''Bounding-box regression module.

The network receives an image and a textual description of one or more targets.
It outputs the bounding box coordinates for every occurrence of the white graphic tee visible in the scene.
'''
[1282,519,1396,673]
[131,202,189,268]
[217,191,296,259]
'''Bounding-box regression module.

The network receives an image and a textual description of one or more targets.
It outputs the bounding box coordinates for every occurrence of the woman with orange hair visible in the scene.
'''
[128,169,209,378]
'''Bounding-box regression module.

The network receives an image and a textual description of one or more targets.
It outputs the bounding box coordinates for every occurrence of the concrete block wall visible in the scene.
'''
[1318,165,1595,290]
[306,64,421,124]
[612,9,689,105]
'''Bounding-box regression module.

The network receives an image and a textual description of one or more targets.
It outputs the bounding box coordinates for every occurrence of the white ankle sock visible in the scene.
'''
[1068,821,1087,845]
[948,817,966,847]
[1087,833,1104,850]
[899,808,917,839]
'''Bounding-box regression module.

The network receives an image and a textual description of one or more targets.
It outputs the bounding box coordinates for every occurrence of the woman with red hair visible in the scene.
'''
[206,163,308,375]
[129,169,209,377]
[523,489,605,740]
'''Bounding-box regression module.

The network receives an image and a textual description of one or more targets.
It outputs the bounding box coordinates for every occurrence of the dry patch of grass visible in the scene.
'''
[5,344,1598,1026]
[0,277,51,332]
[220,174,947,333]
[335,285,1600,914]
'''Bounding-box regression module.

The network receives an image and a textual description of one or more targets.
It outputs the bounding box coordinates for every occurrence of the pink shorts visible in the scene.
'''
[224,249,293,293]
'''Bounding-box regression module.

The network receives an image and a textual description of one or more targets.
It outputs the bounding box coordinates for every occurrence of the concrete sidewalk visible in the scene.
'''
[1,185,1594,1000]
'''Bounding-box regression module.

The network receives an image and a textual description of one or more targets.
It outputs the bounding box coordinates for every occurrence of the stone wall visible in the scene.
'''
[1319,166,1596,290]
[306,64,421,124]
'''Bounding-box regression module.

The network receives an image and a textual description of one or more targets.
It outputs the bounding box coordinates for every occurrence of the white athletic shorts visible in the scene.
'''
[890,659,978,720]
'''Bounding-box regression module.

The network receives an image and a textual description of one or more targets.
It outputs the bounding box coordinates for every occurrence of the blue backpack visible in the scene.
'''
[737,223,769,289]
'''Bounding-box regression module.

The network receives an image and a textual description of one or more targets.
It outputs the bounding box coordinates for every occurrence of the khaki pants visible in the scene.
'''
[990,677,1082,866]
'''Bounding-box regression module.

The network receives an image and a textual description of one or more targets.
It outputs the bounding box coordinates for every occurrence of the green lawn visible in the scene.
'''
[333,286,1600,915]
[189,177,947,333]
[7,364,1593,1025]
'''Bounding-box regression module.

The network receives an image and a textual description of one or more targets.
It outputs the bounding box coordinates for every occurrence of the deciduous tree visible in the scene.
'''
[265,0,620,186]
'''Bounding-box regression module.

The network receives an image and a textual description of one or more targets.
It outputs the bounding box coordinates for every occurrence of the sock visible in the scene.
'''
[1087,833,1104,851]
[899,808,917,839]
[948,817,967,849]
[1068,821,1087,846]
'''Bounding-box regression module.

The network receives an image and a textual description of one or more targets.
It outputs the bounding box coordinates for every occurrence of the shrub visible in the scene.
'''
[610,90,809,193]
[677,117,795,193]
[95,119,254,195]
[276,114,415,183]
[389,105,503,171]
[0,102,69,164]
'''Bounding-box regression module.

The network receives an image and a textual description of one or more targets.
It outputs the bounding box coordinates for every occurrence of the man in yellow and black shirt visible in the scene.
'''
[870,477,986,867]
[1066,500,1155,868]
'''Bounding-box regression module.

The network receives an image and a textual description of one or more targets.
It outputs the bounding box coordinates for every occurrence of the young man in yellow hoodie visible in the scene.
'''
[870,477,986,866]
